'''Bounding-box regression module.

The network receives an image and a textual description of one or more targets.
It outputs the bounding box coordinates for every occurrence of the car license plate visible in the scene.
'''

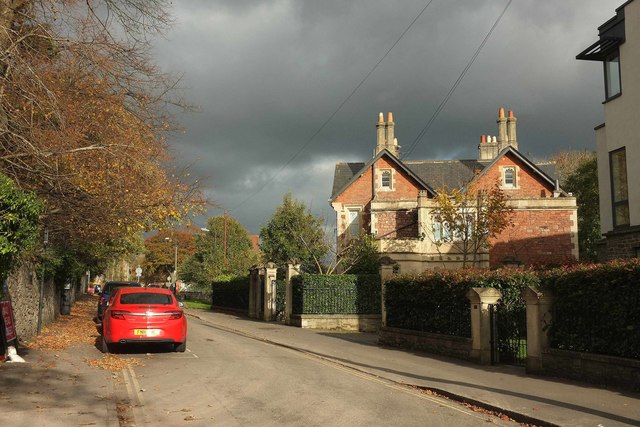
[134,329,160,337]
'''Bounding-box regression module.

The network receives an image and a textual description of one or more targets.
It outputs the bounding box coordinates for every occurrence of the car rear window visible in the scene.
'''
[104,283,141,293]
[119,293,173,305]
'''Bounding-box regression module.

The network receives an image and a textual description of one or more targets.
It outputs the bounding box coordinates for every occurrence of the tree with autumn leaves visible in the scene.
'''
[0,1,205,269]
[429,181,514,268]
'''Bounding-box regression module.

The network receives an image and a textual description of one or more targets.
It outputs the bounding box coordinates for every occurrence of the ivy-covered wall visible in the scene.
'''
[385,269,538,338]
[292,274,380,315]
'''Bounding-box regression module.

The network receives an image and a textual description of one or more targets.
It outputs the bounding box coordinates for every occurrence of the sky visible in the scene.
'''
[151,0,622,235]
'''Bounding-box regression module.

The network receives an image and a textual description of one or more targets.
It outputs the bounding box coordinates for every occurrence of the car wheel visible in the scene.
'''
[100,337,110,353]
[174,340,186,353]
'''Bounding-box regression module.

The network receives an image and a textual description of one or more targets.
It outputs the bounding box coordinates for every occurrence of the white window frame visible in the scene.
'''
[500,166,518,189]
[345,207,362,238]
[378,169,393,191]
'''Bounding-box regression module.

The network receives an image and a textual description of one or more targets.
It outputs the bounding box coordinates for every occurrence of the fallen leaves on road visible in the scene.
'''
[415,386,540,426]
[23,295,143,372]
[24,296,98,350]
[86,354,143,373]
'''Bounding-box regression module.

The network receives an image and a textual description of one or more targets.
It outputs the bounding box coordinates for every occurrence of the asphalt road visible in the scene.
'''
[116,316,517,426]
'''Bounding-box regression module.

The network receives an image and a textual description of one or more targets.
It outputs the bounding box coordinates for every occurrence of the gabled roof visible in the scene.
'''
[330,146,564,201]
[330,149,436,201]
[470,146,561,192]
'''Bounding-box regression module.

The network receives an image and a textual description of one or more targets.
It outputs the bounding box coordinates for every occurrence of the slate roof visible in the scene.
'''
[330,150,559,200]
[403,159,489,191]
[331,162,366,199]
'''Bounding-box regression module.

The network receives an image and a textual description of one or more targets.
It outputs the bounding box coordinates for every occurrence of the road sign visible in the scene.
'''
[135,266,142,277]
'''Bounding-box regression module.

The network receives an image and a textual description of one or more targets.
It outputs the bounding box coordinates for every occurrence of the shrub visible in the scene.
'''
[543,260,640,360]
[211,275,250,310]
[385,268,538,337]
[292,274,380,314]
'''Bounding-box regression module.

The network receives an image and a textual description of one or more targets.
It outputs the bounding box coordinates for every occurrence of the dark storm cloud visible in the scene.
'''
[153,0,621,233]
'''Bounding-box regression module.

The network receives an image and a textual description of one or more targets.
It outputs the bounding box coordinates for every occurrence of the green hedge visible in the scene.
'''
[543,260,640,360]
[385,269,538,337]
[211,275,249,310]
[292,274,380,315]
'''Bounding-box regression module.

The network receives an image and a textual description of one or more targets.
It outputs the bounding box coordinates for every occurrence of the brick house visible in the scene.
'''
[330,110,578,273]
[577,0,640,260]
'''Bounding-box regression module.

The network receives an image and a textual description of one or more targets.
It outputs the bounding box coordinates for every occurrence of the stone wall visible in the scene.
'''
[290,314,381,332]
[378,326,473,361]
[540,348,640,391]
[6,262,61,341]
[598,225,640,261]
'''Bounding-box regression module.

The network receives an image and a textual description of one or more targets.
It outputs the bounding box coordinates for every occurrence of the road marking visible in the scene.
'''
[122,365,148,426]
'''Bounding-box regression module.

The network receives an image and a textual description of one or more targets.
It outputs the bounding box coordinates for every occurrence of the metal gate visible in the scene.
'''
[489,302,527,366]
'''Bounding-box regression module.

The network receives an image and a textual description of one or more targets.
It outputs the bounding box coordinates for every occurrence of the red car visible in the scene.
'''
[101,287,187,353]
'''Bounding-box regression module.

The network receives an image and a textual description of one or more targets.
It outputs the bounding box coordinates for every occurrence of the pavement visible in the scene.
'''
[1,308,638,427]
[0,339,124,427]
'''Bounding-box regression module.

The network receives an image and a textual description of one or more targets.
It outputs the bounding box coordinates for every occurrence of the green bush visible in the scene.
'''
[543,260,640,360]
[211,275,250,310]
[292,274,380,315]
[385,269,538,337]
[0,173,44,283]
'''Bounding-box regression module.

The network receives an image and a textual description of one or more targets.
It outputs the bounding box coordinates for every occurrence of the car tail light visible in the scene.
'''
[110,310,130,320]
[166,311,183,320]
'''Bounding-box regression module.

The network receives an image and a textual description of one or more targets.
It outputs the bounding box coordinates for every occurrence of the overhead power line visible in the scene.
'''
[404,0,513,157]
[228,0,436,213]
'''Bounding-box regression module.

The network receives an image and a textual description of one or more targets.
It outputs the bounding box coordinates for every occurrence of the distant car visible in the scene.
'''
[96,281,142,322]
[101,287,187,353]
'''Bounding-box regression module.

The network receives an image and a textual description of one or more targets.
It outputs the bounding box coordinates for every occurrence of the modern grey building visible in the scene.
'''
[577,0,640,260]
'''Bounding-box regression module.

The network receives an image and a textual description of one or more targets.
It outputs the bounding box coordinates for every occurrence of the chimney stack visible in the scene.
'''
[385,112,395,152]
[376,112,386,154]
[507,110,518,150]
[497,107,507,149]
[374,112,400,158]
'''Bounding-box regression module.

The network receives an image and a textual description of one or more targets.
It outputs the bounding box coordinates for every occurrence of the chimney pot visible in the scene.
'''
[508,110,514,118]
[481,135,486,144]
[378,112,384,123]
[388,112,393,123]
[499,107,505,118]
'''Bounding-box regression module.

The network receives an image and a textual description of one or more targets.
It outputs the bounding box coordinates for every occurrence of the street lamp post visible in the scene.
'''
[165,236,178,294]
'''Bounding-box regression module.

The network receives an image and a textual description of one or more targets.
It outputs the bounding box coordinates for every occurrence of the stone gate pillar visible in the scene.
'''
[248,266,261,319]
[285,262,301,325]
[379,256,397,328]
[263,262,278,321]
[466,287,502,364]
[522,286,553,373]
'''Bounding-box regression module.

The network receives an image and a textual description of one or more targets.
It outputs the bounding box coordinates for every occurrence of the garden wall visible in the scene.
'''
[540,349,640,391]
[379,326,472,361]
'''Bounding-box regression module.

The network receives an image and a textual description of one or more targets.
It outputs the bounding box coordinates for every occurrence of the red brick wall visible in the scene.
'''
[334,155,423,238]
[489,209,576,267]
[373,157,422,201]
[377,210,418,238]
[476,153,555,198]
